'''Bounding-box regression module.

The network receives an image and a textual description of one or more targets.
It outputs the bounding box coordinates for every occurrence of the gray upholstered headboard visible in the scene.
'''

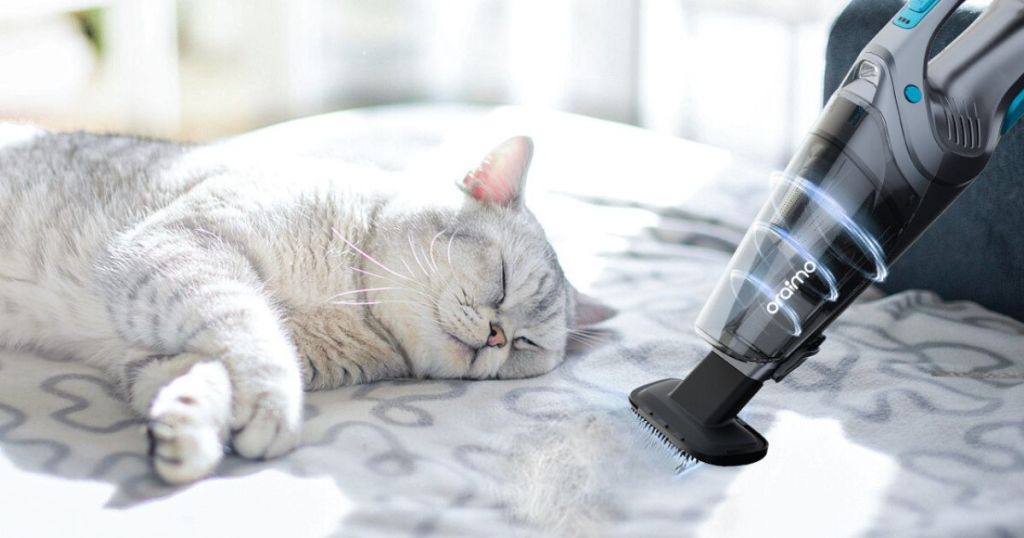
[825,0,1024,321]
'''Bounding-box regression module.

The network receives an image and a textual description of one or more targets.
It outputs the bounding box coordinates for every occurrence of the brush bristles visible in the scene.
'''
[630,408,701,474]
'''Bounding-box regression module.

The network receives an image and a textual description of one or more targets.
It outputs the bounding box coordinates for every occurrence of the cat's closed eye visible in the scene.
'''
[514,336,540,350]
[497,259,507,306]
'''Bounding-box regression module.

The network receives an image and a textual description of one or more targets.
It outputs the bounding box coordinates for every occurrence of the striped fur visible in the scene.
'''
[0,126,612,483]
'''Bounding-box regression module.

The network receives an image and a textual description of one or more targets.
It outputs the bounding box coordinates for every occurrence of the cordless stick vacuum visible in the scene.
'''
[630,0,1024,468]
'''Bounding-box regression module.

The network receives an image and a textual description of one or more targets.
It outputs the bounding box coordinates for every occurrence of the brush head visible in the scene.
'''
[629,376,768,467]
[630,407,701,474]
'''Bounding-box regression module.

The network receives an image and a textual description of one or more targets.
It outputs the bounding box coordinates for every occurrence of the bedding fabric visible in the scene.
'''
[1,106,1023,537]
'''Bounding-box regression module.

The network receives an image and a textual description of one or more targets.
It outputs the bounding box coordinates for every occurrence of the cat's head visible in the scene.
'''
[368,137,615,379]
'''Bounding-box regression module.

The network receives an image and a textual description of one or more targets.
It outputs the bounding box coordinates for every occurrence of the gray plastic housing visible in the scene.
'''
[695,0,1024,370]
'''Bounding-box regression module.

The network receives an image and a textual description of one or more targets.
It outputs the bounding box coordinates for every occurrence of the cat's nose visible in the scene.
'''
[486,323,507,348]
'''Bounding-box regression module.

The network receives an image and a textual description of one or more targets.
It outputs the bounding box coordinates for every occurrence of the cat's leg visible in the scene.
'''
[127,353,232,484]
[102,228,304,481]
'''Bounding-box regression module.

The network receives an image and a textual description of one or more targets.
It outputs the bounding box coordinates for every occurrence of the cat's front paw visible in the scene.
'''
[228,365,304,460]
[147,361,232,484]
[148,415,226,485]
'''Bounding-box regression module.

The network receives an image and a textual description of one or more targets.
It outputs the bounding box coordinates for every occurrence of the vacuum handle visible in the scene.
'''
[927,0,1024,146]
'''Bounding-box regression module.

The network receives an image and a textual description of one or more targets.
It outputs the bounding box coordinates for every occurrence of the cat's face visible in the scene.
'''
[367,137,614,380]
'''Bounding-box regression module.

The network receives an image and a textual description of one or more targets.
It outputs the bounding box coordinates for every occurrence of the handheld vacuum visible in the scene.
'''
[630,0,1024,468]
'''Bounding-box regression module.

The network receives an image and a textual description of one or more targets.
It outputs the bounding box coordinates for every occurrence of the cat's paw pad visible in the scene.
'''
[230,382,303,460]
[146,361,231,484]
[147,411,225,484]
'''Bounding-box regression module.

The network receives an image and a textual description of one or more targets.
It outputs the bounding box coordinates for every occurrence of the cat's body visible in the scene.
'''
[0,124,611,483]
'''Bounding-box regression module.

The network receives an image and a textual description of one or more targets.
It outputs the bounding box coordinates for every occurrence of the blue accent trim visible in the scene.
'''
[904,84,922,103]
[893,0,938,29]
[907,0,939,13]
[771,173,889,283]
[753,222,840,302]
[1001,88,1024,135]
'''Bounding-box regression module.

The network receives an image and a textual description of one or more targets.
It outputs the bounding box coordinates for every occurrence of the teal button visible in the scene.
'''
[908,0,939,13]
[1001,88,1024,134]
[904,84,922,103]
[894,7,925,29]
[894,0,938,29]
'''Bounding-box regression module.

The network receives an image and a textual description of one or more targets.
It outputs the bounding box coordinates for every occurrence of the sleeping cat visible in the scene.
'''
[0,125,614,484]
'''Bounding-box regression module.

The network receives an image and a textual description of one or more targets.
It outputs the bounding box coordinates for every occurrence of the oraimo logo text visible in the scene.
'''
[766,261,817,314]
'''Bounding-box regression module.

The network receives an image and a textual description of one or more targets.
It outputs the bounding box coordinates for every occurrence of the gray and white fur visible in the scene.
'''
[0,125,614,483]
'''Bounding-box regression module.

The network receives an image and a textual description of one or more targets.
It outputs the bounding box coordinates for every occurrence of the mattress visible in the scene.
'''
[2,106,1022,537]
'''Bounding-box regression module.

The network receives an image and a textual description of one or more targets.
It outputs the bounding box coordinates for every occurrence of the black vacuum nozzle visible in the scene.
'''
[629,352,768,466]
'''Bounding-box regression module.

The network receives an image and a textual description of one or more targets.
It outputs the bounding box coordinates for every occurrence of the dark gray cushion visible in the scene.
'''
[825,0,1024,321]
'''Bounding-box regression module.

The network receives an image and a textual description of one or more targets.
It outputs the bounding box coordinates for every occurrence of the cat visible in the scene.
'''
[0,125,615,484]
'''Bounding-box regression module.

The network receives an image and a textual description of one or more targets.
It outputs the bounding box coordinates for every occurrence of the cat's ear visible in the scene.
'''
[460,136,533,209]
[568,282,617,327]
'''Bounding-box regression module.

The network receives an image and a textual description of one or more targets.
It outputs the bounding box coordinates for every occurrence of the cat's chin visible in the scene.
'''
[408,333,480,379]
[440,333,506,380]
[444,334,478,366]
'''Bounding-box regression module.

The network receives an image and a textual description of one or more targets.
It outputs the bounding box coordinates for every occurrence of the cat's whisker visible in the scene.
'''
[569,337,611,349]
[336,293,440,308]
[408,234,432,279]
[395,286,440,303]
[332,299,430,308]
[339,254,428,291]
[339,298,449,329]
[349,266,393,284]
[567,330,610,341]
[446,230,458,268]
[393,302,450,330]
[566,329,613,346]
[348,266,430,294]
[412,295,443,315]
[399,257,418,281]
[333,229,418,284]
[568,326,607,334]
[346,268,442,315]
[568,332,606,342]
[420,245,435,275]
[352,311,448,330]
[428,229,446,272]
[566,333,607,348]
[325,286,436,302]
[326,287,398,300]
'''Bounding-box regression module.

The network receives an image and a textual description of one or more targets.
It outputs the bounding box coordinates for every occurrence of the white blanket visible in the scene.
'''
[2,106,1022,537]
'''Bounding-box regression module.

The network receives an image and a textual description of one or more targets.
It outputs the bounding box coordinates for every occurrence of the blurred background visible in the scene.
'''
[0,0,850,166]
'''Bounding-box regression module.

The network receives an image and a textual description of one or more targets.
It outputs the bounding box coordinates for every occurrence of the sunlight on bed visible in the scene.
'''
[0,461,351,536]
[696,410,898,538]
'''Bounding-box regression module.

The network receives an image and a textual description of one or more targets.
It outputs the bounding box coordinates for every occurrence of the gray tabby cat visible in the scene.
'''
[0,124,614,484]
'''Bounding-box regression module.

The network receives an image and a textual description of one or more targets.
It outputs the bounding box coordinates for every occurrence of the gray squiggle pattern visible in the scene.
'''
[2,108,1022,537]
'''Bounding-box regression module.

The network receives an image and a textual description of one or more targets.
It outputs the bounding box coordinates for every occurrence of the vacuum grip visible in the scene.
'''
[927,0,1024,147]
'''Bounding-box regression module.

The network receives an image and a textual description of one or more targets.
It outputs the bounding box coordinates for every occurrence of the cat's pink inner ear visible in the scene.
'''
[463,136,533,207]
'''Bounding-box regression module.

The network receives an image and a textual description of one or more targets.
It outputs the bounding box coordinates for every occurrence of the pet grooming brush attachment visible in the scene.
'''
[630,411,700,473]
[629,352,768,470]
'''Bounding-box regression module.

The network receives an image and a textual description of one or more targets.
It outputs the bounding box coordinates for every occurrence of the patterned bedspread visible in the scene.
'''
[2,106,1022,537]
